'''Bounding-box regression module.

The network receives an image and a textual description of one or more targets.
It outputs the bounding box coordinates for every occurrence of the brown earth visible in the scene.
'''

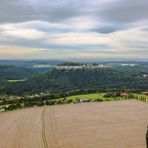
[0,107,43,148]
[0,100,148,148]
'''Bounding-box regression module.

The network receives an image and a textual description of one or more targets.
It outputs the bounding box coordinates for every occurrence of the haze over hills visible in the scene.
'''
[0,60,62,73]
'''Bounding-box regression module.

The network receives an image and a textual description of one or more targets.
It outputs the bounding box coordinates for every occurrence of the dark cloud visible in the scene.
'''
[91,24,125,34]
[142,28,148,32]
[99,0,148,24]
[94,27,117,34]
[1,0,148,25]
[0,0,82,23]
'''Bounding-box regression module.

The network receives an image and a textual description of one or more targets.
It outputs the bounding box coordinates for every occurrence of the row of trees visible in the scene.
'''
[128,94,148,102]
[104,92,148,102]
[1,91,148,111]
[2,96,105,111]
[4,101,45,111]
[3,94,148,111]
[0,89,99,106]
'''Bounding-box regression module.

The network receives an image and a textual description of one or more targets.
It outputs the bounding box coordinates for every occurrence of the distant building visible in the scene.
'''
[55,64,106,70]
[121,64,137,67]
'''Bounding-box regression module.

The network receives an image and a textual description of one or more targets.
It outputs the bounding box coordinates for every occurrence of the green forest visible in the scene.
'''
[0,61,148,111]
[0,62,148,95]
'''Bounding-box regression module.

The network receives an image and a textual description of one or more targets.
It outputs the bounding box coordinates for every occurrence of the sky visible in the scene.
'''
[0,0,148,59]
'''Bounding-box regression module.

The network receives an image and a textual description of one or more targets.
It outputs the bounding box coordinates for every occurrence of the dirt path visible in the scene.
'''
[41,106,49,148]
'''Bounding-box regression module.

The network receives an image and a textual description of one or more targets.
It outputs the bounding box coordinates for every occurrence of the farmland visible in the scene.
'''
[0,107,43,148]
[0,100,148,148]
[1,92,148,112]
[7,79,26,83]
[58,93,126,101]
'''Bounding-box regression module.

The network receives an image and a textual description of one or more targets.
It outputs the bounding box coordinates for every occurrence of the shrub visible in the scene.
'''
[95,98,103,102]
[104,92,115,98]
[56,100,63,104]
[5,104,17,111]
[36,101,44,106]
[46,100,56,105]
[65,99,73,104]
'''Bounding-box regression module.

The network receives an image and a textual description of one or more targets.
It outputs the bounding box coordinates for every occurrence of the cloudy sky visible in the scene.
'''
[0,0,148,59]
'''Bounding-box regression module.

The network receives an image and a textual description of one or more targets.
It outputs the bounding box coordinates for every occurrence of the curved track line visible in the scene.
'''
[42,106,49,148]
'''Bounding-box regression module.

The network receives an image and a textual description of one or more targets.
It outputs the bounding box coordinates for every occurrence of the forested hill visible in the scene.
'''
[0,65,36,80]
[2,68,148,95]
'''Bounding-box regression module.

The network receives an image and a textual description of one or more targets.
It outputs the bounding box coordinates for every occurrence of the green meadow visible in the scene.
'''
[7,79,26,83]
[57,93,128,101]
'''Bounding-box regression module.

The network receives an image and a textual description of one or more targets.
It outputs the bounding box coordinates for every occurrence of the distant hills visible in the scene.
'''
[0,65,35,80]
[0,60,62,74]
[2,66,148,95]
[0,60,61,68]
[0,60,148,95]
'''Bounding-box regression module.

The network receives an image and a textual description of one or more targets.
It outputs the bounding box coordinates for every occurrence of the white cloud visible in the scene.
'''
[45,31,112,46]
[0,23,46,39]
[0,44,46,57]
[64,16,101,31]
[0,6,148,59]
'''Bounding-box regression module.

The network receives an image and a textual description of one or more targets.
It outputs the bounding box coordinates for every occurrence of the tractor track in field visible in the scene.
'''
[42,106,49,148]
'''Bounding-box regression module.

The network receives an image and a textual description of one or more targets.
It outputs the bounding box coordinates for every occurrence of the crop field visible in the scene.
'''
[0,100,148,148]
[0,107,43,148]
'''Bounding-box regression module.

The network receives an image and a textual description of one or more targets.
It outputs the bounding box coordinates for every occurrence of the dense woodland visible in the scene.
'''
[0,65,35,80]
[0,61,148,111]
[0,63,148,95]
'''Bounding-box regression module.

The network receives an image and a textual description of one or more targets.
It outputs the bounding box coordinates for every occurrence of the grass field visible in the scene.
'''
[0,100,148,148]
[1,93,147,112]
[7,79,26,83]
[57,93,128,101]
[65,93,106,100]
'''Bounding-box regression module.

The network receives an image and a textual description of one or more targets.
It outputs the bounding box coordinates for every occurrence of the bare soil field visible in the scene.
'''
[0,107,43,148]
[0,100,148,148]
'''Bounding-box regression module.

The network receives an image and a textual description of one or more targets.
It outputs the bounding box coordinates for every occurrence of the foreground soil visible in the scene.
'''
[0,100,148,148]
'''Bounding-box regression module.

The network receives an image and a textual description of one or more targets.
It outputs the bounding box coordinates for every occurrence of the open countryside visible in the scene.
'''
[1,0,148,147]
[0,100,148,148]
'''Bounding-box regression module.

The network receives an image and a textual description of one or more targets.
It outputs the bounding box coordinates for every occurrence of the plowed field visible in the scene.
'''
[0,100,148,148]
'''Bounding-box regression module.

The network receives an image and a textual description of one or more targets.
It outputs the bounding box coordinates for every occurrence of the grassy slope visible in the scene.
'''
[57,93,127,101]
